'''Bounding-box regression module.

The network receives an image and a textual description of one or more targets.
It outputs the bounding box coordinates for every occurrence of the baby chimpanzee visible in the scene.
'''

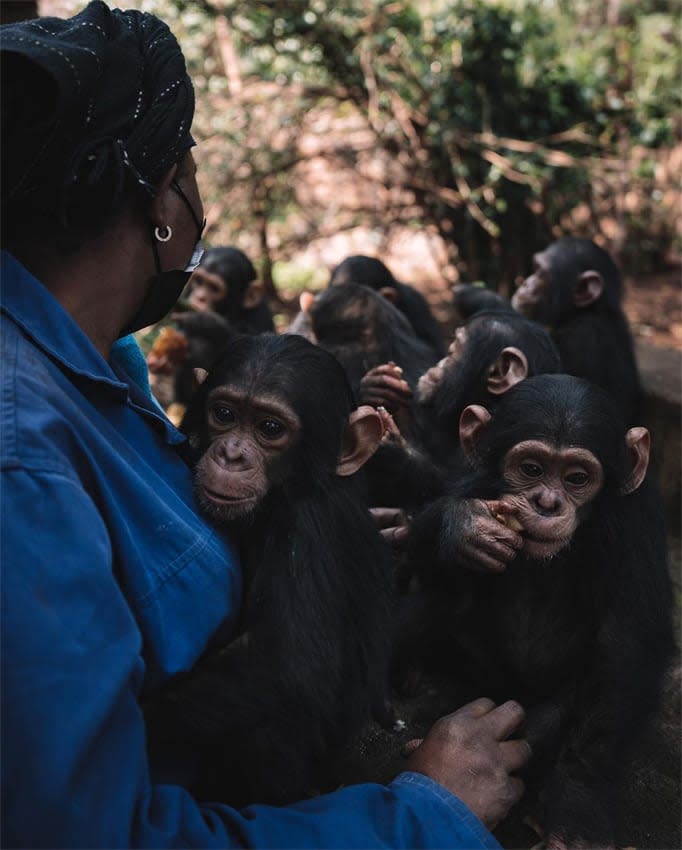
[401,375,674,848]
[144,334,395,807]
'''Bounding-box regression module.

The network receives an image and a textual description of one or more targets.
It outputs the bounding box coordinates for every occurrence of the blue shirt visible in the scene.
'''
[0,251,501,849]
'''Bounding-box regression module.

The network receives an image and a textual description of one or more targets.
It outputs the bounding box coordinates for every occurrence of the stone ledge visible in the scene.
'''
[636,341,681,530]
[637,340,681,409]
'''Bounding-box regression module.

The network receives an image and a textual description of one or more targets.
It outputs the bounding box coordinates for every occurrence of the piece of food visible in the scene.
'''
[494,512,524,533]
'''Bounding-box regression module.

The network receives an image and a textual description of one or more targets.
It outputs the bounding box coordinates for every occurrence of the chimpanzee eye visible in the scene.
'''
[520,461,543,478]
[566,471,589,486]
[258,418,285,440]
[211,403,235,425]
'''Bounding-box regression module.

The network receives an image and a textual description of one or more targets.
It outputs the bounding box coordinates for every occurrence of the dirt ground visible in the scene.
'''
[622,264,682,352]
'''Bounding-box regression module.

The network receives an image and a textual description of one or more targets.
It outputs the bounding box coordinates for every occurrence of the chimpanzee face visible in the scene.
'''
[416,326,469,404]
[459,375,652,563]
[512,251,551,318]
[497,440,603,560]
[188,267,228,312]
[447,325,470,362]
[193,386,301,525]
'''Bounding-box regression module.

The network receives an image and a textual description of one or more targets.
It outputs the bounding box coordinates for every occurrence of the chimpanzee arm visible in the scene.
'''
[410,496,523,581]
[364,442,446,513]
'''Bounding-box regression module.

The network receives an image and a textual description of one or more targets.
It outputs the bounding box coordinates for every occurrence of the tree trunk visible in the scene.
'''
[256,211,279,304]
[215,14,243,97]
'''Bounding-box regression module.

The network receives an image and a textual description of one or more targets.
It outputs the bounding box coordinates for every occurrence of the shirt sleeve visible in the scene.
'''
[1,467,500,850]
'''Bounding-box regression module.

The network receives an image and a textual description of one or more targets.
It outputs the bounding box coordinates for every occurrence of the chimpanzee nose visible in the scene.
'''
[533,489,562,516]
[214,436,245,466]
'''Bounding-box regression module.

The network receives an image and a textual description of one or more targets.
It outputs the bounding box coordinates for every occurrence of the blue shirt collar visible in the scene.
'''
[1,250,184,444]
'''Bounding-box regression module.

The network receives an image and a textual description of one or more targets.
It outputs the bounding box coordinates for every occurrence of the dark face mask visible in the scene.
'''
[120,179,206,336]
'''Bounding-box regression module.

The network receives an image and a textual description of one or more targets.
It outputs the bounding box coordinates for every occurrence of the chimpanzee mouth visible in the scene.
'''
[522,534,571,560]
[202,487,256,506]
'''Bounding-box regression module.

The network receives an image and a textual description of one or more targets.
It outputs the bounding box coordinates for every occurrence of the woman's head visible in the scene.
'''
[1,0,196,251]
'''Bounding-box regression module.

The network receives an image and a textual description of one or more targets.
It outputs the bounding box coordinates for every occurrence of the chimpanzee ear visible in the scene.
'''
[487,346,529,395]
[621,427,650,494]
[574,270,604,308]
[193,368,209,386]
[337,405,384,476]
[241,279,264,310]
[379,286,399,305]
[459,404,492,463]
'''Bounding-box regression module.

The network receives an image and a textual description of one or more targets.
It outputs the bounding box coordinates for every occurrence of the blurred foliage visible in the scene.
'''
[131,0,680,289]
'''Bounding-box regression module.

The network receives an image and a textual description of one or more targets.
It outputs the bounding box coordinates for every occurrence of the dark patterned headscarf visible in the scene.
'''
[1,0,195,242]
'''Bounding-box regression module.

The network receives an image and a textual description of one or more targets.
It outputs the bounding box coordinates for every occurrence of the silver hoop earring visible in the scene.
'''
[154,225,173,242]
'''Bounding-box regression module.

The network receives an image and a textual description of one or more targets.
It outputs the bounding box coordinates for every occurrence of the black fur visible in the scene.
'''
[537,239,642,425]
[453,283,513,319]
[402,374,674,845]
[455,240,643,424]
[200,246,275,334]
[310,283,444,511]
[330,254,446,358]
[311,282,437,417]
[144,334,395,806]
[171,311,236,405]
[417,310,561,465]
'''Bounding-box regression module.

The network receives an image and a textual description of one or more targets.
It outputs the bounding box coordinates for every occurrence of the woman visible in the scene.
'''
[0,3,527,847]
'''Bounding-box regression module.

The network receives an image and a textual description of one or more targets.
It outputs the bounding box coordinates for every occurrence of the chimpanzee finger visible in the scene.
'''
[460,543,508,573]
[366,362,404,378]
[470,555,508,573]
[486,499,524,530]
[476,538,519,564]
[499,738,532,773]
[362,389,413,408]
[362,373,411,390]
[369,507,408,530]
[361,375,412,397]
[375,408,407,447]
[475,518,524,552]
[362,393,407,410]
[379,524,409,549]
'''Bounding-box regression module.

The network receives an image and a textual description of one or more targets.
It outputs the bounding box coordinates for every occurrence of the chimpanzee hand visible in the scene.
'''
[370,507,410,549]
[359,362,412,413]
[447,498,524,573]
[404,698,530,830]
[375,405,408,450]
